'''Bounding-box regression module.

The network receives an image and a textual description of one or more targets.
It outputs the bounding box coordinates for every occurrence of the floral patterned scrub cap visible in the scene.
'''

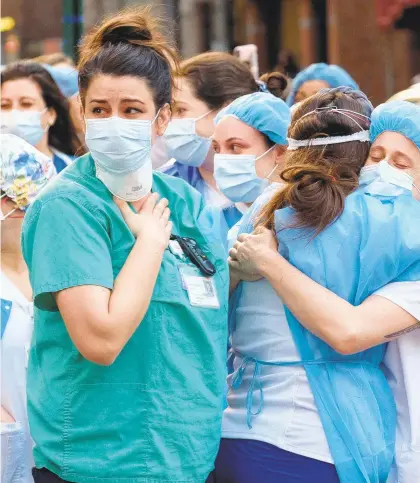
[0,134,56,210]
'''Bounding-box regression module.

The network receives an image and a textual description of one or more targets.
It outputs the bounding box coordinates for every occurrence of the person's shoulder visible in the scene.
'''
[347,187,418,215]
[24,154,112,228]
[159,160,200,185]
[153,170,203,202]
[34,153,108,210]
[158,158,178,175]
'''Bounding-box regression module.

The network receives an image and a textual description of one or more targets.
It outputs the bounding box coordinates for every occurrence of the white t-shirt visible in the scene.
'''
[1,271,34,482]
[223,277,334,462]
[224,181,333,462]
[223,278,420,472]
[376,282,420,483]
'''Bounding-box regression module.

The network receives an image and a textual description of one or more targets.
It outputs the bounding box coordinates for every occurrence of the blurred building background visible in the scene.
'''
[1,0,420,104]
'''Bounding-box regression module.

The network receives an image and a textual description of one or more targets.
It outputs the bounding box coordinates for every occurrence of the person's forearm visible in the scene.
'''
[76,237,165,364]
[109,237,165,334]
[258,251,361,354]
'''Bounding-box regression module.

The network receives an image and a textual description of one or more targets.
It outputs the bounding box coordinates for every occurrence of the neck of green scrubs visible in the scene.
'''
[22,154,228,483]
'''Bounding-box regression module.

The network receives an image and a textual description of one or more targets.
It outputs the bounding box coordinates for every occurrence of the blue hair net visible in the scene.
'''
[43,65,79,98]
[286,63,359,106]
[370,100,420,150]
[215,92,291,146]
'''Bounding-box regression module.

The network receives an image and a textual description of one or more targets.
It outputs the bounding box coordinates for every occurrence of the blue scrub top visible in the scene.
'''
[163,161,242,230]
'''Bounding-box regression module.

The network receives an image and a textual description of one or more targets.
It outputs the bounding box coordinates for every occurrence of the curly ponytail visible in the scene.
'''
[257,87,372,235]
[78,5,179,108]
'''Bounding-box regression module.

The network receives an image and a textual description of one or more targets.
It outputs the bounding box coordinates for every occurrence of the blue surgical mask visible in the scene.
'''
[214,146,277,203]
[163,110,213,167]
[85,113,159,201]
[359,164,378,187]
[1,109,48,146]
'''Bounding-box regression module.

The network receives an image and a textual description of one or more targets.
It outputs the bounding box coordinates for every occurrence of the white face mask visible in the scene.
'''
[378,159,420,195]
[1,109,48,146]
[85,112,160,201]
[163,110,213,167]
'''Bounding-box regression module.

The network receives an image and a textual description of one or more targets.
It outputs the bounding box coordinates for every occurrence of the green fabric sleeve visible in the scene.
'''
[22,196,114,311]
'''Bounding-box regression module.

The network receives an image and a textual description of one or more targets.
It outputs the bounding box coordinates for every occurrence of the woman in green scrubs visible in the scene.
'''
[21,8,228,483]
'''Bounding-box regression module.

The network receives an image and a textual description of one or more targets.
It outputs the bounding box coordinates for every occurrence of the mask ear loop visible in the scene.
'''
[41,107,53,133]
[196,109,214,122]
[265,163,279,181]
[192,109,215,139]
[152,107,162,125]
[255,145,279,180]
[0,194,18,221]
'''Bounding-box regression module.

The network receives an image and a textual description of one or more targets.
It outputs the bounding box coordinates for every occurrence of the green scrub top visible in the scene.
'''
[22,154,229,483]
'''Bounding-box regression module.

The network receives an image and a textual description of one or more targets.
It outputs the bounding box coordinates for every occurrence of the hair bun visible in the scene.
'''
[102,25,152,46]
[282,164,336,186]
[78,6,179,73]
[259,71,289,99]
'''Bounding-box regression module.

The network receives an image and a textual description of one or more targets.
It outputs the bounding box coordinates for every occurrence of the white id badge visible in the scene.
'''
[179,265,220,309]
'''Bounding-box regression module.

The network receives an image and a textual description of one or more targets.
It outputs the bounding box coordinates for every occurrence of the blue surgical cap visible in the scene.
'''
[370,100,420,150]
[215,92,291,146]
[286,63,359,106]
[43,64,79,98]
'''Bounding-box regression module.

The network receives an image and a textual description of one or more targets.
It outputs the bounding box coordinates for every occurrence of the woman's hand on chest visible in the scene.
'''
[114,193,172,250]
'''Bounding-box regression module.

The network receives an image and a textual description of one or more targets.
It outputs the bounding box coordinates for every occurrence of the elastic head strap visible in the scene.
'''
[287,130,370,150]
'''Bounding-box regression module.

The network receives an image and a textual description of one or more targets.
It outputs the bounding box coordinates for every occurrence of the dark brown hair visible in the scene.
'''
[78,6,179,108]
[257,87,372,236]
[1,61,83,156]
[260,71,289,100]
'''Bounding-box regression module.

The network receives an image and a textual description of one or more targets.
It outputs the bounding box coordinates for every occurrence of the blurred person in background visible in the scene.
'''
[42,64,78,99]
[32,53,74,69]
[40,63,87,149]
[1,62,84,173]
[22,7,228,483]
[161,52,288,229]
[1,134,56,483]
[276,49,300,79]
[286,62,358,106]
[212,92,290,246]
[387,83,420,106]
[411,74,420,85]
[216,87,420,483]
